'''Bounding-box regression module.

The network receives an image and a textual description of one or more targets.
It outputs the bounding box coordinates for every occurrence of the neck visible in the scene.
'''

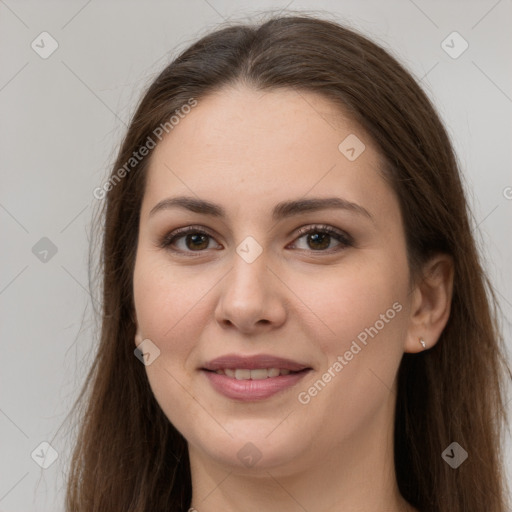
[188,391,416,512]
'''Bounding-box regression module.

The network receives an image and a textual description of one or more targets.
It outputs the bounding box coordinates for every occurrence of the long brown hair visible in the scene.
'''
[63,13,511,511]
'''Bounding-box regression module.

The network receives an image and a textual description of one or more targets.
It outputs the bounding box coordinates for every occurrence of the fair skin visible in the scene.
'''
[132,86,453,512]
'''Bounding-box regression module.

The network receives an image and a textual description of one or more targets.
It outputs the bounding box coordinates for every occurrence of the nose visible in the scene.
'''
[214,248,287,334]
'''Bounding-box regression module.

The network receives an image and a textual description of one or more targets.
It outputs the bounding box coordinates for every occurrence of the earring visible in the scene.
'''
[419,338,427,349]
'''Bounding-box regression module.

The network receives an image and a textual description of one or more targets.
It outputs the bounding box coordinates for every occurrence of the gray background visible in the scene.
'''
[1,0,511,510]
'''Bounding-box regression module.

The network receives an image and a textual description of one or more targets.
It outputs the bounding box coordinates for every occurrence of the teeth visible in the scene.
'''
[235,369,251,380]
[250,369,269,380]
[215,368,296,380]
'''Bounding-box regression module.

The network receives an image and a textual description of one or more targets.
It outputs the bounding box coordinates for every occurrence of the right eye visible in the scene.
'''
[159,226,223,254]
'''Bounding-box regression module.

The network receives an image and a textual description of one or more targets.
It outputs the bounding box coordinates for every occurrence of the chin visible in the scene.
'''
[189,422,307,472]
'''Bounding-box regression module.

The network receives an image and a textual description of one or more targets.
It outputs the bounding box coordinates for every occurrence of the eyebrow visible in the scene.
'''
[149,195,373,221]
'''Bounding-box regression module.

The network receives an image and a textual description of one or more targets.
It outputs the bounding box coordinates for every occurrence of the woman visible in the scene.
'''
[65,14,511,512]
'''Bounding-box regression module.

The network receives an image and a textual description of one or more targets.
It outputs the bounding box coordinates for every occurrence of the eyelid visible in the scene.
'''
[159,223,353,254]
[158,224,221,251]
[292,224,353,245]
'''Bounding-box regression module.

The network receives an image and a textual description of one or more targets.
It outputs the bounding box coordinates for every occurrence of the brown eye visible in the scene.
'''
[291,225,353,252]
[184,233,210,251]
[159,226,221,253]
[305,232,332,250]
[159,224,353,256]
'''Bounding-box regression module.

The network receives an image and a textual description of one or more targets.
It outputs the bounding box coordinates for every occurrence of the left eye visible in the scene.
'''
[159,224,353,254]
[291,225,353,252]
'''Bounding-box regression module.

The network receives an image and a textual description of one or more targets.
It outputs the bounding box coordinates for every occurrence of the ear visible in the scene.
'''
[135,330,143,347]
[132,312,143,347]
[405,253,454,353]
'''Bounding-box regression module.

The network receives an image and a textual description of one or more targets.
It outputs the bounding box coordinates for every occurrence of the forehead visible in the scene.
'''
[151,86,368,161]
[141,86,395,223]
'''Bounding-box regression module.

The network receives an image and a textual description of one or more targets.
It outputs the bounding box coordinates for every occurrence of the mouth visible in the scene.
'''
[205,367,305,380]
[202,353,311,372]
[201,354,312,401]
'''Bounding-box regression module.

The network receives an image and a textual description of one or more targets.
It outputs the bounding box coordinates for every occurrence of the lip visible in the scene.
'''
[201,354,312,401]
[203,370,311,401]
[202,354,310,372]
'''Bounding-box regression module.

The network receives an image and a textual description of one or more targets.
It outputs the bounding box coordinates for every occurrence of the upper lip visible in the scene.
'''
[202,354,311,372]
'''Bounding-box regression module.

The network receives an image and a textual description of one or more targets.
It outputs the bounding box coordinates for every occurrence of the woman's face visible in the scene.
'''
[133,86,414,472]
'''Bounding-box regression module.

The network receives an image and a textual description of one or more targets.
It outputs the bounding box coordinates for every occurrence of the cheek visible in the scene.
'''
[133,253,211,433]
[292,265,409,444]
[292,253,409,355]
[133,252,208,346]
[132,252,211,419]
[292,254,409,418]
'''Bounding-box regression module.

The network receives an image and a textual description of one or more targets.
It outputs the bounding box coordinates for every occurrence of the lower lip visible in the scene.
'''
[202,370,310,401]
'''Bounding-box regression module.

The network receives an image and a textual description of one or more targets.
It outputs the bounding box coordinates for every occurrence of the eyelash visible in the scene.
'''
[158,224,354,256]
